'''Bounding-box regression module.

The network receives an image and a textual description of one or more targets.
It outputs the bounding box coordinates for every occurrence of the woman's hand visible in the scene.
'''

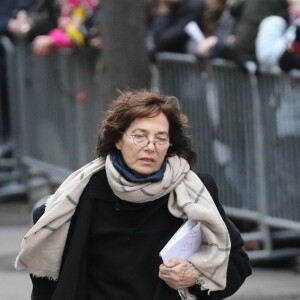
[158,258,196,290]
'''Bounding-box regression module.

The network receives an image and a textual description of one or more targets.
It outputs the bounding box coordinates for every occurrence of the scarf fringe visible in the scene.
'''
[30,274,58,281]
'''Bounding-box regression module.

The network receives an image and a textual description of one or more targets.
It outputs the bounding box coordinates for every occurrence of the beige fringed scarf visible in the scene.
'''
[15,155,230,299]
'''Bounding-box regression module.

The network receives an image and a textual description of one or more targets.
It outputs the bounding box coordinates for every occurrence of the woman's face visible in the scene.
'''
[115,113,170,176]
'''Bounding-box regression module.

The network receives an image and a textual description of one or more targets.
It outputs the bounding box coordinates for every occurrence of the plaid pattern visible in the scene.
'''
[15,155,230,299]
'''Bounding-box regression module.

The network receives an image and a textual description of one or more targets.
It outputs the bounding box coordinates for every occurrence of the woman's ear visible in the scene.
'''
[115,140,122,150]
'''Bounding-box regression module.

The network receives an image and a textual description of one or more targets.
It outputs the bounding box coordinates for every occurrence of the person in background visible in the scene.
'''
[185,0,231,58]
[15,90,251,300]
[256,0,300,71]
[7,0,60,42]
[0,1,33,37]
[147,0,226,58]
[0,0,33,153]
[33,0,100,56]
[197,0,288,62]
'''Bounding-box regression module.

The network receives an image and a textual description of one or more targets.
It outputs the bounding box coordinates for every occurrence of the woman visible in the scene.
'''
[15,90,251,300]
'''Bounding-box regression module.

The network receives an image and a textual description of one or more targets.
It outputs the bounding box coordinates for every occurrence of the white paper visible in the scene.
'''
[184,21,205,44]
[160,219,202,264]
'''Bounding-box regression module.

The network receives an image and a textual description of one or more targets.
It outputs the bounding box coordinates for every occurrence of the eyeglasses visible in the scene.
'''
[124,132,171,150]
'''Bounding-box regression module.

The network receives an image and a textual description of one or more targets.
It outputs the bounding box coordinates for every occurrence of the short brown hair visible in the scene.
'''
[96,90,197,167]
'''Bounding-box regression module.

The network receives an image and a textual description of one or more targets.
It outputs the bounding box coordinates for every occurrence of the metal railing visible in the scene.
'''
[4,39,104,179]
[156,53,300,260]
[0,38,27,199]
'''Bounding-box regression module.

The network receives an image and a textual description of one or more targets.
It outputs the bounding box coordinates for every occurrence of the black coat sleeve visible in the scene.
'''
[150,1,205,53]
[27,0,60,40]
[151,13,190,53]
[30,203,57,300]
[188,173,252,299]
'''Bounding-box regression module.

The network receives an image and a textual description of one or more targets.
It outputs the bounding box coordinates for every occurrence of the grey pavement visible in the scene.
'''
[0,202,32,300]
[1,201,300,300]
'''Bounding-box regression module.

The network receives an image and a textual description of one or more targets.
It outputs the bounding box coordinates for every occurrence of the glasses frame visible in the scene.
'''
[124,132,172,150]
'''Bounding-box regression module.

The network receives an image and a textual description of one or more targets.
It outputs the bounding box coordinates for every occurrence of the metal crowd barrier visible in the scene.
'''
[0,38,14,159]
[3,39,104,180]
[156,53,300,260]
[0,38,27,200]
[2,40,300,260]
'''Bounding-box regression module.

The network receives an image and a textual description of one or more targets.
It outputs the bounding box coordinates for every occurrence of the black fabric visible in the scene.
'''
[30,170,252,300]
[0,0,33,34]
[149,0,205,54]
[26,0,60,41]
[87,170,183,300]
[279,50,300,72]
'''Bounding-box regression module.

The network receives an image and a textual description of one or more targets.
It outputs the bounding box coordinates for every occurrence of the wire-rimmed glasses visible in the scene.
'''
[124,132,171,150]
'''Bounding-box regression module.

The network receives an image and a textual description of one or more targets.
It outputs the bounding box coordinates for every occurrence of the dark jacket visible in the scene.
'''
[0,0,33,35]
[26,0,60,41]
[148,0,205,54]
[31,171,252,300]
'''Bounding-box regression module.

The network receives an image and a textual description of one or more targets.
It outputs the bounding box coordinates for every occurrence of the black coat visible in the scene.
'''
[31,171,251,300]
[0,0,33,35]
[148,0,205,54]
[26,0,60,41]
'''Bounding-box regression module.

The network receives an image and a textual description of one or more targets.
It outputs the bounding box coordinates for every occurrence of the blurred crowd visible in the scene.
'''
[147,0,300,71]
[1,0,299,66]
[1,0,102,55]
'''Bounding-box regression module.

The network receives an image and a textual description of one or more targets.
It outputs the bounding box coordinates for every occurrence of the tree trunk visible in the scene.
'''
[101,0,151,107]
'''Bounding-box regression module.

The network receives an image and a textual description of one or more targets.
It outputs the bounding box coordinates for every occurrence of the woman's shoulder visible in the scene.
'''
[196,172,218,198]
[196,172,216,185]
[32,169,107,224]
[88,168,107,184]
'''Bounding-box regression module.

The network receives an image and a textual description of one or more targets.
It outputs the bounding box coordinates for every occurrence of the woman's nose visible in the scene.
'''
[144,140,156,150]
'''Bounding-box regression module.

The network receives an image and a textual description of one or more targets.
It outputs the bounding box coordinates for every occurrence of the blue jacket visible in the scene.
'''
[0,0,34,35]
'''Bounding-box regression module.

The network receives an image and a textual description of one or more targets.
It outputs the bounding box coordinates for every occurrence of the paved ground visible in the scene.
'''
[0,225,31,300]
[0,202,32,300]
[1,198,300,300]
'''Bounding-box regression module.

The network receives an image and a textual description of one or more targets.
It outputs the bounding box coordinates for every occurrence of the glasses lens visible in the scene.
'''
[156,138,168,146]
[128,133,170,149]
[133,135,148,147]
[156,142,169,150]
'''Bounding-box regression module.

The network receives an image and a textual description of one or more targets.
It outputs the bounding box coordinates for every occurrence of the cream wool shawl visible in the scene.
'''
[15,155,230,299]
